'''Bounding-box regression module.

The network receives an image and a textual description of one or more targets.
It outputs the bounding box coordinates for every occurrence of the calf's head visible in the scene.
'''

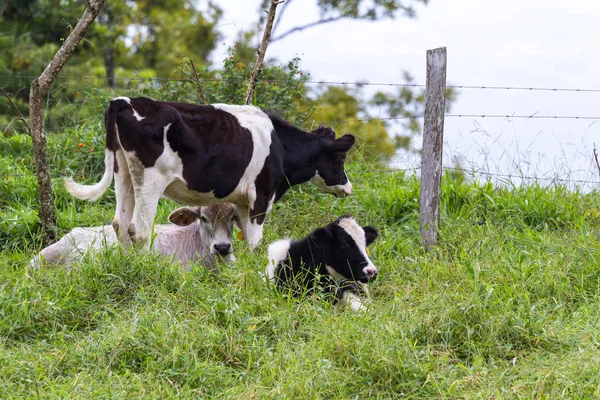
[168,203,238,261]
[309,127,355,198]
[310,217,378,284]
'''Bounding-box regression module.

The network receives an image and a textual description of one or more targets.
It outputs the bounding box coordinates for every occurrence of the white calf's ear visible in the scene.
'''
[168,207,200,226]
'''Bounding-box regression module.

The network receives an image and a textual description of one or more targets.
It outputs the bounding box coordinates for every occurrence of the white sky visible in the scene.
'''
[215,0,600,188]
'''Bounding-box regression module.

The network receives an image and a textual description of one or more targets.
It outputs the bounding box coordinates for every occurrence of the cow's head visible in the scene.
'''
[309,127,355,198]
[310,217,378,284]
[168,203,238,262]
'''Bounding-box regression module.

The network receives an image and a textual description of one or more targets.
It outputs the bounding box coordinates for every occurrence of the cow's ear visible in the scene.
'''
[168,207,199,226]
[233,208,243,231]
[310,227,332,248]
[363,226,378,246]
[313,126,336,140]
[331,134,355,153]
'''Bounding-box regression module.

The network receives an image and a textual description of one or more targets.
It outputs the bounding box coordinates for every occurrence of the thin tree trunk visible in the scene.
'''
[29,0,105,245]
[104,43,115,88]
[244,0,283,105]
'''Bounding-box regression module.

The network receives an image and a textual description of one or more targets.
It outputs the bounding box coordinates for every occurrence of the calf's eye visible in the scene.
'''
[200,216,208,223]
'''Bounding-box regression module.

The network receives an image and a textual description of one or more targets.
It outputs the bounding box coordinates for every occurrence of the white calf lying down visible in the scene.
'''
[29,203,238,271]
[266,216,378,312]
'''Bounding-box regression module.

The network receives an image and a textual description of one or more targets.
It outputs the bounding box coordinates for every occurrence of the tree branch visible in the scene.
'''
[34,0,106,97]
[271,16,344,42]
[244,0,283,105]
[29,0,106,245]
[0,87,30,132]
[188,59,207,104]
[271,0,293,37]
[0,1,10,18]
[594,143,600,179]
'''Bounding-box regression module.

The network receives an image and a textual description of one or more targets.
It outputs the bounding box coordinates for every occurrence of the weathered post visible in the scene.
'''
[420,47,447,249]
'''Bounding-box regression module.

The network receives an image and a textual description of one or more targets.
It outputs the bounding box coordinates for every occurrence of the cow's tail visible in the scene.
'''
[64,100,122,201]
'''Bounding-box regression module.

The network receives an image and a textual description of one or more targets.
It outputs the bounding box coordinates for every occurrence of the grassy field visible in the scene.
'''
[1,126,600,399]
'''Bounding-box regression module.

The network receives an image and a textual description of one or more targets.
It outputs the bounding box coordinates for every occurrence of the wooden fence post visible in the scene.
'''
[420,47,447,249]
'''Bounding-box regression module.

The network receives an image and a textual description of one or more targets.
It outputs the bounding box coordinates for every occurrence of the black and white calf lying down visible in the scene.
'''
[30,204,238,271]
[64,97,355,251]
[266,217,378,312]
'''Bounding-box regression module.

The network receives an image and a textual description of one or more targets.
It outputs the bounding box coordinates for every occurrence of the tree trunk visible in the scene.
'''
[104,43,115,88]
[28,0,106,245]
[29,85,57,244]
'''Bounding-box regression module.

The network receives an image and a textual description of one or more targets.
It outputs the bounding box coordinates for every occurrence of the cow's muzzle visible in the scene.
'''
[213,242,232,256]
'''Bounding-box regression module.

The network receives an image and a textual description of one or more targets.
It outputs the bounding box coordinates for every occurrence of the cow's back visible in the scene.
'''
[113,98,274,203]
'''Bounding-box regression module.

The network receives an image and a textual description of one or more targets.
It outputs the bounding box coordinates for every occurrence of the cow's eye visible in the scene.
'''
[200,216,208,223]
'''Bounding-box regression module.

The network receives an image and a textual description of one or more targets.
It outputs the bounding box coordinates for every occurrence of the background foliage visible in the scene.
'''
[0,0,454,160]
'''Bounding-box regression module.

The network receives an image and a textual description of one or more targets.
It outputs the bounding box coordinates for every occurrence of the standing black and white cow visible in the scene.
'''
[64,97,355,250]
[266,217,378,312]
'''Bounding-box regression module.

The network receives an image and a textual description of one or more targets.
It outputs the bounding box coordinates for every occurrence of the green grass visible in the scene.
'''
[1,127,600,398]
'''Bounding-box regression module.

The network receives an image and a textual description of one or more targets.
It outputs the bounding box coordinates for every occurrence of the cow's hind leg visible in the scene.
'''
[236,205,262,250]
[242,193,275,250]
[237,196,273,251]
[129,172,170,250]
[113,149,134,249]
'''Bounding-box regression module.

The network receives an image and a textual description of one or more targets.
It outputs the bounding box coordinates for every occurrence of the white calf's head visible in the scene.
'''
[168,203,238,262]
[311,217,379,284]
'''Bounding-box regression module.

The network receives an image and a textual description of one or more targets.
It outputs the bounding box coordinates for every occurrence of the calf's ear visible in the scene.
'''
[363,226,378,246]
[331,134,355,153]
[310,227,332,248]
[168,207,199,226]
[233,209,243,231]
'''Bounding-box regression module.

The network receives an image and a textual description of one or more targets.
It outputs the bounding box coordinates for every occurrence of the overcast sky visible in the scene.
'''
[216,0,600,187]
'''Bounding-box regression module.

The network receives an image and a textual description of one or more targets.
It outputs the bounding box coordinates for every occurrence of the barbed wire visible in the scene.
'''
[3,165,598,185]
[4,112,600,133]
[441,167,600,185]
[3,74,600,93]
[322,114,600,123]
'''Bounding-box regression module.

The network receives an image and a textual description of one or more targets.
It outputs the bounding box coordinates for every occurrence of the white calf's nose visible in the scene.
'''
[364,266,377,278]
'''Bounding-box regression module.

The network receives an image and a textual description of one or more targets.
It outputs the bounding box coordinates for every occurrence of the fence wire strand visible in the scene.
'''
[4,113,600,133]
[3,74,600,93]
[3,164,599,185]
